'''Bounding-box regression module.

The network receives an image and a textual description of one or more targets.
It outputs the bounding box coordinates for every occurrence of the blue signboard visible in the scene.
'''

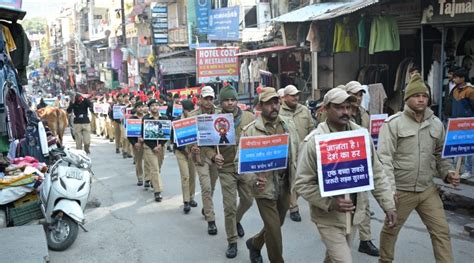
[151,3,168,45]
[238,134,289,174]
[172,117,198,147]
[207,6,240,41]
[196,0,211,34]
[126,119,142,138]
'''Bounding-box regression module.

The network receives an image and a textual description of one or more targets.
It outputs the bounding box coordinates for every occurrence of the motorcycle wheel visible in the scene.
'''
[46,215,79,251]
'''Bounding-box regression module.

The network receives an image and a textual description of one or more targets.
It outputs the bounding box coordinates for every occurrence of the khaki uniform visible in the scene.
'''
[175,150,196,202]
[106,116,114,140]
[279,101,313,213]
[128,114,145,182]
[206,108,254,244]
[377,107,453,263]
[90,112,97,133]
[351,105,372,242]
[73,123,91,151]
[294,121,395,263]
[239,115,299,263]
[188,107,219,222]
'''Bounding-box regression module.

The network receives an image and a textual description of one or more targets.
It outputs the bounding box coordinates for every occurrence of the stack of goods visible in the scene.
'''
[0,156,47,206]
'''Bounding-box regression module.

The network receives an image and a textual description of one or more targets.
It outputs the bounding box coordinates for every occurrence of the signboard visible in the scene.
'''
[238,134,289,174]
[442,117,474,158]
[143,119,172,140]
[208,6,240,41]
[151,3,168,45]
[113,105,125,120]
[0,0,22,9]
[315,129,374,197]
[196,0,211,34]
[168,87,200,97]
[197,113,236,146]
[422,0,474,24]
[172,117,198,147]
[161,57,196,75]
[126,119,142,137]
[369,114,388,149]
[196,47,239,83]
[172,104,183,118]
[158,106,168,116]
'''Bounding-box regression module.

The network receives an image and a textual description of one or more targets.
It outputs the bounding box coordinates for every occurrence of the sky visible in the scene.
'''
[20,0,74,20]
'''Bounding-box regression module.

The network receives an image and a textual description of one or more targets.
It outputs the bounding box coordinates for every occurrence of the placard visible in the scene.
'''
[143,119,171,140]
[113,105,125,119]
[442,117,474,158]
[172,117,198,147]
[315,129,374,197]
[126,119,142,137]
[93,103,109,114]
[172,104,183,118]
[238,134,289,174]
[158,106,168,116]
[369,114,388,149]
[197,113,236,146]
[44,98,56,106]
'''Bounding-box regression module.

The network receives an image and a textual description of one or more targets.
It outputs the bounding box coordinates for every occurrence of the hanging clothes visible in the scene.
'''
[369,16,400,55]
[306,22,322,52]
[333,17,358,53]
[368,83,387,115]
[427,61,441,106]
[2,26,16,53]
[240,59,250,83]
[249,59,260,83]
[358,16,367,48]
[1,22,31,86]
[361,85,370,111]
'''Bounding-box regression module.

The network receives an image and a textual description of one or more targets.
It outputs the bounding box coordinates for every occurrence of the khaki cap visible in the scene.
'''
[283,85,301,96]
[259,87,279,102]
[201,86,215,98]
[277,89,285,98]
[345,81,365,94]
[323,87,357,106]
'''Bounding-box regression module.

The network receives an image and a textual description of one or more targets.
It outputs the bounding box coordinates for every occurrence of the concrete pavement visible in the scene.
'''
[48,133,474,263]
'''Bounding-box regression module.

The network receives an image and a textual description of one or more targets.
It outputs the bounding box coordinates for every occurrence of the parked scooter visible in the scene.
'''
[40,147,92,251]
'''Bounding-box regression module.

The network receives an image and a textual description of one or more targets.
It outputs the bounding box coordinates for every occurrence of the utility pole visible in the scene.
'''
[121,0,128,85]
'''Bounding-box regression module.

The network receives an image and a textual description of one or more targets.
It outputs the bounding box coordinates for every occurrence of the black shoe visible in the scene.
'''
[201,208,205,218]
[208,221,217,235]
[127,154,133,158]
[137,181,143,186]
[144,180,150,189]
[183,202,191,214]
[246,238,263,263]
[116,148,120,154]
[154,192,162,202]
[167,145,172,152]
[110,139,114,142]
[189,200,198,207]
[122,152,127,159]
[290,211,302,222]
[236,222,245,238]
[133,160,136,165]
[226,243,238,259]
[358,240,380,257]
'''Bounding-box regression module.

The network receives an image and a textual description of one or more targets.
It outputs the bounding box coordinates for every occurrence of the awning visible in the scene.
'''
[236,45,297,57]
[273,0,378,23]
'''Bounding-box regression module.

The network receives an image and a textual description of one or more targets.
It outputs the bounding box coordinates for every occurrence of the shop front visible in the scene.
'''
[421,0,474,120]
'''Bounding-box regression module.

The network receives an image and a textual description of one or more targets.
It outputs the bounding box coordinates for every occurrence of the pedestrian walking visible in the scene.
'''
[241,87,299,263]
[378,74,460,263]
[141,99,168,201]
[67,93,95,154]
[294,87,396,263]
[188,86,219,235]
[345,81,379,256]
[450,68,474,179]
[109,93,125,154]
[279,84,315,222]
[173,99,198,213]
[206,84,254,258]
[128,101,146,186]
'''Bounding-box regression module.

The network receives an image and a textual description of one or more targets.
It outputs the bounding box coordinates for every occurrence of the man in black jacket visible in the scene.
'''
[67,94,94,153]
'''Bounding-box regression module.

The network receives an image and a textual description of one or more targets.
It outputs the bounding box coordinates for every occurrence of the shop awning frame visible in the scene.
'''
[236,45,297,57]
[273,0,379,23]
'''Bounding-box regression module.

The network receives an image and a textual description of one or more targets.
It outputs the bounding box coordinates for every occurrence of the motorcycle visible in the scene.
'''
[39,147,92,251]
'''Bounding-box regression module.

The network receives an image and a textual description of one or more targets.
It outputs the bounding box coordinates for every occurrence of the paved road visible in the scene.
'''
[49,134,474,262]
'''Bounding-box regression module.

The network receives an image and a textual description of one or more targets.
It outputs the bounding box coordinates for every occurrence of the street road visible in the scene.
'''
[49,134,474,262]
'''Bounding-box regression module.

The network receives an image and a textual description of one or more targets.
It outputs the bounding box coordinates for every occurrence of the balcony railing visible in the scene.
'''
[168,27,188,46]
